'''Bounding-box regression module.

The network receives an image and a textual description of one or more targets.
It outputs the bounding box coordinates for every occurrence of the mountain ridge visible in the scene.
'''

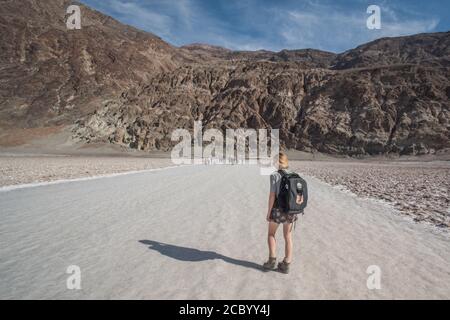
[1,0,449,156]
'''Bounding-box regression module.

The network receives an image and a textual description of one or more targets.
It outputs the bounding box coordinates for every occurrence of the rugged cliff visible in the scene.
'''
[0,0,184,129]
[1,0,449,155]
[74,41,450,155]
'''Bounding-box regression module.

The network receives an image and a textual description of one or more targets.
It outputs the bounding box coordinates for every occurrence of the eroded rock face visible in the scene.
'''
[331,32,450,70]
[294,65,450,155]
[1,0,449,155]
[74,59,450,155]
[0,0,183,128]
[180,44,337,68]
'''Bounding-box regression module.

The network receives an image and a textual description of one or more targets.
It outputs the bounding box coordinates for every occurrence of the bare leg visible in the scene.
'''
[268,222,279,258]
[283,223,293,263]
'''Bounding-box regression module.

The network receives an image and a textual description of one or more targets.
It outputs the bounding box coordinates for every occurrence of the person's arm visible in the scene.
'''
[266,192,276,222]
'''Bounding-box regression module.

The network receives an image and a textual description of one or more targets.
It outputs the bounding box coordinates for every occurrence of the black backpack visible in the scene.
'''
[275,170,308,214]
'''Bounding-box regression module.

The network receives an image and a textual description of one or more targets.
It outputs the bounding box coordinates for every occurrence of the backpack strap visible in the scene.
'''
[273,170,284,209]
[278,169,288,179]
[275,169,290,211]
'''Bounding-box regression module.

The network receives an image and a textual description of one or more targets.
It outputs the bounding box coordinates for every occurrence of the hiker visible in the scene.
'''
[263,152,308,274]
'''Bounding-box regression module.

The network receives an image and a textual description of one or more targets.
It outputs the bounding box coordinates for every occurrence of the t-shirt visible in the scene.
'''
[269,170,292,194]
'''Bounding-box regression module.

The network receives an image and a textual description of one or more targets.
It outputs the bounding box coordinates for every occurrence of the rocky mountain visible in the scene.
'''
[180,44,336,68]
[0,0,184,129]
[1,0,449,156]
[74,59,449,155]
[331,32,450,69]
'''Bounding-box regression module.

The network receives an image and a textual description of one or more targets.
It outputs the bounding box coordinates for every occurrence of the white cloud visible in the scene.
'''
[276,3,439,52]
[174,0,194,30]
[82,0,440,53]
[90,0,196,43]
[380,18,439,37]
[108,0,173,38]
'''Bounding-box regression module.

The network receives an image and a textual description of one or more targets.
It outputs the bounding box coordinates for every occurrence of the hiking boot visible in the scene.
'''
[277,260,290,274]
[262,257,277,271]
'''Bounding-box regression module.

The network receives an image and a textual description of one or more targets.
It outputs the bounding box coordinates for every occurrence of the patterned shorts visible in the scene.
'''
[270,208,298,224]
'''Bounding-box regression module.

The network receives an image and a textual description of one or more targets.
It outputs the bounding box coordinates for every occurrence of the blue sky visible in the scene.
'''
[80,0,450,53]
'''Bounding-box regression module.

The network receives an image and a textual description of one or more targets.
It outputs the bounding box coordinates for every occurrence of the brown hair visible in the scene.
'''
[279,152,289,169]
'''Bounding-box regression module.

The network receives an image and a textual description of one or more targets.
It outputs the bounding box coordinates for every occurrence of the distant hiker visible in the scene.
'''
[263,152,308,274]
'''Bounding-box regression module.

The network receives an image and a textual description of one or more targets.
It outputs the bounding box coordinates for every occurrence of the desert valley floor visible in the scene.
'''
[0,158,449,299]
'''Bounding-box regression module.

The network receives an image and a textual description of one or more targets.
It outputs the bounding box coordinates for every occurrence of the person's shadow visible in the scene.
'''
[139,240,262,271]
